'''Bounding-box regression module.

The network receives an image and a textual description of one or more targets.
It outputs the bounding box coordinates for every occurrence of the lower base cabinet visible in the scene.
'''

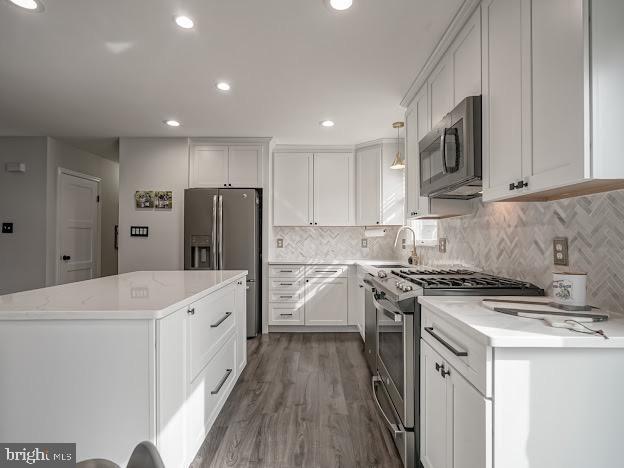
[304,277,348,325]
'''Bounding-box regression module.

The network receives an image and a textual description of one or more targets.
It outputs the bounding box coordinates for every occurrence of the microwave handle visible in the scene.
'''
[440,128,448,174]
[446,127,460,173]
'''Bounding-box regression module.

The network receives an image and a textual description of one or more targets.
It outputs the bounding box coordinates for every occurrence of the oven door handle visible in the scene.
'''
[372,376,405,437]
[373,296,403,323]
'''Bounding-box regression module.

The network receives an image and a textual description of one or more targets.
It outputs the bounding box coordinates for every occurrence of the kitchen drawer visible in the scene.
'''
[421,306,492,397]
[269,265,305,278]
[187,284,236,382]
[269,290,304,303]
[305,265,348,278]
[269,278,304,291]
[268,302,305,325]
[186,332,236,455]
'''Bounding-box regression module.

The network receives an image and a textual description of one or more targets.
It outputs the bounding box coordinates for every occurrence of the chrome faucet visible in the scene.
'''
[394,226,419,265]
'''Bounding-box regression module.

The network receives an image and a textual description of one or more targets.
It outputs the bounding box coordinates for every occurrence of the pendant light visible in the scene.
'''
[390,121,405,170]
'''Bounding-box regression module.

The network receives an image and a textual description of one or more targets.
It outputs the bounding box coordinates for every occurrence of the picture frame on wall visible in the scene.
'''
[135,191,155,208]
[155,191,173,209]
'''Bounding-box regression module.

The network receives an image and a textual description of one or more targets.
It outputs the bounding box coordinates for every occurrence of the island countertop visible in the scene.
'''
[0,270,247,320]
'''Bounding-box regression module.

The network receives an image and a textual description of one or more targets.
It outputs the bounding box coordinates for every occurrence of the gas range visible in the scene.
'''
[372,267,544,302]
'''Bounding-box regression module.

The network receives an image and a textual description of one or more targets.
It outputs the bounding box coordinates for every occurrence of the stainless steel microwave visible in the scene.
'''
[419,95,482,199]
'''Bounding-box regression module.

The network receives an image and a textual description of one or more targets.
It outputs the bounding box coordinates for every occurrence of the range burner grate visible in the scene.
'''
[411,275,536,289]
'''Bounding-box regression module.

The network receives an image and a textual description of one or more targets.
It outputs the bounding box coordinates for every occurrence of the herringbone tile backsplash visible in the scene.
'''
[407,190,624,313]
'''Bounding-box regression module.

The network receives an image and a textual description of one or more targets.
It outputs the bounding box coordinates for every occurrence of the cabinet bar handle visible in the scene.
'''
[314,270,339,273]
[210,311,232,328]
[424,327,468,356]
[280,270,294,273]
[210,369,233,395]
[279,313,293,316]
[279,295,293,299]
[279,282,293,286]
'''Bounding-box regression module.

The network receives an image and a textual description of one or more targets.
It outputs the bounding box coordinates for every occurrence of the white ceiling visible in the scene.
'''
[0,0,462,146]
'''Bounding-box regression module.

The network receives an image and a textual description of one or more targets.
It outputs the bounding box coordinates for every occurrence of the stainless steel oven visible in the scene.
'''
[419,95,482,199]
[371,290,418,468]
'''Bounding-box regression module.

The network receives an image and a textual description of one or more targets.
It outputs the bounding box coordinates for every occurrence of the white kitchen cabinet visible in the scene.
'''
[304,277,348,326]
[190,143,262,188]
[429,56,454,127]
[273,151,354,226]
[356,141,404,226]
[356,145,382,225]
[228,146,261,187]
[273,153,313,226]
[481,0,531,201]
[483,0,624,202]
[405,85,431,219]
[313,153,354,226]
[421,340,491,468]
[190,145,229,187]
[452,7,482,105]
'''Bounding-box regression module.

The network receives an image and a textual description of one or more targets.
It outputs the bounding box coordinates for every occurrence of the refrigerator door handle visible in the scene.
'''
[218,195,223,270]
[212,195,217,269]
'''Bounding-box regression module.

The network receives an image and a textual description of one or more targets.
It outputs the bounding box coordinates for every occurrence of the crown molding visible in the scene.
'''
[400,0,481,108]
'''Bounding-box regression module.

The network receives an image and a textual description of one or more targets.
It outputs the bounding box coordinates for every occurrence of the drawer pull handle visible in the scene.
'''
[280,283,294,286]
[279,313,293,316]
[425,327,468,357]
[210,312,232,328]
[280,270,294,273]
[211,369,233,395]
[279,295,293,299]
[314,270,339,273]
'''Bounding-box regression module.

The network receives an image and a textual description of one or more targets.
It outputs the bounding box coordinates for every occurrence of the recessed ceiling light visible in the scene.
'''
[8,0,42,11]
[329,0,353,11]
[164,120,181,127]
[175,16,194,29]
[216,82,231,92]
[320,120,335,128]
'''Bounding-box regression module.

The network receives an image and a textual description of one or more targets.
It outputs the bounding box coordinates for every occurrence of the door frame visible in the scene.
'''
[55,167,102,285]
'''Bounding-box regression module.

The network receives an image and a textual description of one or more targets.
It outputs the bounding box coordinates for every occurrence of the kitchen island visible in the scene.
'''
[0,270,248,468]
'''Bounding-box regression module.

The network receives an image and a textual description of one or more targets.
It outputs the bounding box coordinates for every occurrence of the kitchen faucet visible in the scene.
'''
[394,226,419,265]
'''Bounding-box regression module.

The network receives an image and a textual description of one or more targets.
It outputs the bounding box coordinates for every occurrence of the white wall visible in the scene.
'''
[0,137,48,295]
[45,138,119,284]
[118,138,189,273]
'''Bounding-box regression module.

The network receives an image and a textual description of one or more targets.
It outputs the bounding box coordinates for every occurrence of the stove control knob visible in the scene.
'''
[377,270,387,278]
[402,284,413,292]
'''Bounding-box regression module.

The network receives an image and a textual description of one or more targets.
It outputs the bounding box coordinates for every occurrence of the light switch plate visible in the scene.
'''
[553,237,569,266]
[438,238,447,253]
[361,238,368,248]
[276,238,284,248]
[130,226,149,237]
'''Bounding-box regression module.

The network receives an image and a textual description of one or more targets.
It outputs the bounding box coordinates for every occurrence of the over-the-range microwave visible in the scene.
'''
[419,95,482,199]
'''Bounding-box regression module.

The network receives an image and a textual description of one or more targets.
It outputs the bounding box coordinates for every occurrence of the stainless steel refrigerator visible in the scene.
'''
[184,188,262,337]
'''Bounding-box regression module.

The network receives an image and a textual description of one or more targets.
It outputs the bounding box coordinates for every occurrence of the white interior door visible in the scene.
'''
[57,171,100,285]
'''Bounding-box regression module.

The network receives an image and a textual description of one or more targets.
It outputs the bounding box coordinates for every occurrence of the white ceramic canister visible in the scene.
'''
[552,272,587,308]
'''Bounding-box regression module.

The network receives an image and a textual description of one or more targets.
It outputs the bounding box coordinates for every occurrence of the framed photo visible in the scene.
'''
[135,191,155,208]
[155,191,173,209]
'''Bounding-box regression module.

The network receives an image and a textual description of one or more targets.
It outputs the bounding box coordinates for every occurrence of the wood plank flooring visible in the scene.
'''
[190,333,403,468]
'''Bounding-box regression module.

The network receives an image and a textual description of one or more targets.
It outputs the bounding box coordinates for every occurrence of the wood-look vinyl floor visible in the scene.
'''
[189,333,403,468]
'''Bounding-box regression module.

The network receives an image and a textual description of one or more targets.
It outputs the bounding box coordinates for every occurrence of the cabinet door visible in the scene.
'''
[429,56,454,127]
[313,153,354,226]
[234,279,247,374]
[421,341,449,468]
[406,85,431,219]
[449,368,492,468]
[482,0,532,201]
[190,145,229,187]
[381,141,405,225]
[356,145,381,226]
[304,277,348,326]
[228,146,261,187]
[530,0,585,190]
[273,153,313,226]
[453,7,482,105]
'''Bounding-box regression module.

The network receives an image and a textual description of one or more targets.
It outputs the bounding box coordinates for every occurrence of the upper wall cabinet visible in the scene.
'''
[355,140,404,226]
[190,142,262,188]
[273,151,354,226]
[482,0,624,202]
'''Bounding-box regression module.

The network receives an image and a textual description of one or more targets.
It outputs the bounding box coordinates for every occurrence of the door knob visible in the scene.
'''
[62,255,71,261]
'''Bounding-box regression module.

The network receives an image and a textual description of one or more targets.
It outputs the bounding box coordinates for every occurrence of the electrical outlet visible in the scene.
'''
[276,238,284,248]
[2,222,13,234]
[402,238,406,250]
[553,237,569,266]
[438,238,447,253]
[361,238,368,248]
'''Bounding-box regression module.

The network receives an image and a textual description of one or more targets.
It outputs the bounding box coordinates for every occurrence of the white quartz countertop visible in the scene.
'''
[0,270,247,321]
[419,296,624,348]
